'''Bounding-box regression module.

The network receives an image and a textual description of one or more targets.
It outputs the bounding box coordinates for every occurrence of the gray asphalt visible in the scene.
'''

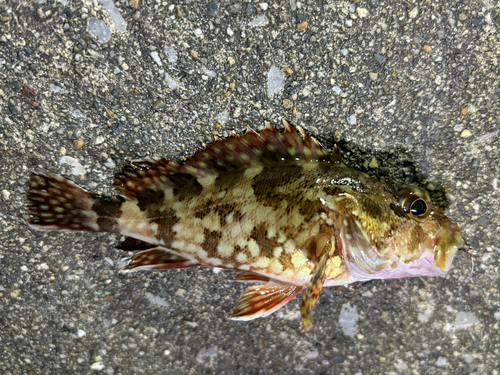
[1,1,499,374]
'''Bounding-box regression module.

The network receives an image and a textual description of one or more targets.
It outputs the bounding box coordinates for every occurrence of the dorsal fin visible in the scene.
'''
[113,120,340,198]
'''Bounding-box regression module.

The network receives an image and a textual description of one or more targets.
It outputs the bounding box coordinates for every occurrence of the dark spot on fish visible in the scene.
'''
[92,196,123,232]
[201,229,222,257]
[214,169,245,190]
[137,189,164,211]
[361,198,383,219]
[194,200,213,219]
[170,173,203,202]
[250,225,277,257]
[298,199,325,221]
[213,203,237,227]
[152,207,179,246]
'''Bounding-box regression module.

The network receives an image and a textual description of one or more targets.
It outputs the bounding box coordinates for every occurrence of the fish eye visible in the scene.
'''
[402,194,430,219]
[409,198,428,217]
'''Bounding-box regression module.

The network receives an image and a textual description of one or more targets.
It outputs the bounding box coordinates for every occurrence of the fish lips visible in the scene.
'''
[431,225,463,272]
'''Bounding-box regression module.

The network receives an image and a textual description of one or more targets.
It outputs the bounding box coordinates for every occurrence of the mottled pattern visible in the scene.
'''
[26,122,463,329]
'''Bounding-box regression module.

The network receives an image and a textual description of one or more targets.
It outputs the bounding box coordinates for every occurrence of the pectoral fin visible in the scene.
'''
[228,285,303,321]
[122,248,199,272]
[300,236,337,331]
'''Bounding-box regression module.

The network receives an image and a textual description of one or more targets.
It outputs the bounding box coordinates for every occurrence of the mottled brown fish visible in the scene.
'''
[26,120,463,330]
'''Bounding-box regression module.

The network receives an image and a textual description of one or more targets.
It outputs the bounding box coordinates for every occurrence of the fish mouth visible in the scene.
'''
[432,224,463,271]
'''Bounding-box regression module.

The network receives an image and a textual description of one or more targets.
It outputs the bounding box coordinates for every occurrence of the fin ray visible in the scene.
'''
[27,169,122,232]
[122,248,199,272]
[113,121,339,199]
[228,285,303,321]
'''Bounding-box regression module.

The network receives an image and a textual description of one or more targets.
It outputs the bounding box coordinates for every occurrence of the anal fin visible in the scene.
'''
[228,285,303,321]
[233,271,271,283]
[122,248,199,272]
[300,235,337,331]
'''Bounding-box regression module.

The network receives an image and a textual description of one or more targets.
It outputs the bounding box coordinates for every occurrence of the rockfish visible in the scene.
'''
[26,120,463,330]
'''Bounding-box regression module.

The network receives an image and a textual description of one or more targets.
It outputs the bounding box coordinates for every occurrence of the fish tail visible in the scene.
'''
[27,168,122,233]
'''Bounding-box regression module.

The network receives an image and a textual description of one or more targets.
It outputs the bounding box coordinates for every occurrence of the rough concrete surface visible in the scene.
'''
[0,0,499,374]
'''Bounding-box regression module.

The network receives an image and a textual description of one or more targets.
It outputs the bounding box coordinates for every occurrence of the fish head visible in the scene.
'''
[337,184,463,280]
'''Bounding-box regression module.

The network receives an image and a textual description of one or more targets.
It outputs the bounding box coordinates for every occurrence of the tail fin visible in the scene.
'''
[26,168,122,233]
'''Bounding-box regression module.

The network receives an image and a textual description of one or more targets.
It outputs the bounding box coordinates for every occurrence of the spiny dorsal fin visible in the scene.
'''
[113,120,340,198]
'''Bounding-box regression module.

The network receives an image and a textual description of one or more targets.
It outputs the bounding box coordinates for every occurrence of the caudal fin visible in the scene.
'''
[26,168,122,233]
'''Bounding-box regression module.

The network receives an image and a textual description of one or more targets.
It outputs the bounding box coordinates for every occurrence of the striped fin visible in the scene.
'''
[122,248,199,272]
[227,285,303,321]
[233,271,271,283]
[113,120,339,198]
[27,169,122,232]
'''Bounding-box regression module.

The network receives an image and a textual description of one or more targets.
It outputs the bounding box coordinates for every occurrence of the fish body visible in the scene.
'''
[27,121,463,330]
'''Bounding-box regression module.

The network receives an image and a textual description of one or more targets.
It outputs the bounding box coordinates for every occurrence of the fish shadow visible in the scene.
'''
[322,137,451,212]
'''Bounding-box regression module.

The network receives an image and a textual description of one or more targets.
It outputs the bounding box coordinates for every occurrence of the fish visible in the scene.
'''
[26,120,463,331]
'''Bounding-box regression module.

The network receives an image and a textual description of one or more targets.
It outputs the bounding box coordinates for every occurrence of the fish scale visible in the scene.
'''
[26,120,463,330]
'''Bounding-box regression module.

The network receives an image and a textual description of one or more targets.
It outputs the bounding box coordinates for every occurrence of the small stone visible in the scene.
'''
[227,27,234,36]
[228,56,236,65]
[87,18,111,43]
[190,50,199,59]
[283,99,294,109]
[60,147,67,155]
[153,99,165,110]
[356,7,369,18]
[106,295,114,302]
[246,3,256,17]
[296,14,307,22]
[105,108,116,118]
[296,21,308,31]
[286,67,293,74]
[175,288,186,296]
[268,66,285,97]
[90,361,105,371]
[95,136,105,145]
[348,114,357,125]
[150,51,162,66]
[21,85,36,97]
[206,2,218,17]
[293,107,298,115]
[409,6,418,19]
[77,329,86,338]
[9,106,19,116]
[130,0,139,9]
[73,139,84,149]
[11,290,20,298]
[249,15,269,27]
[369,72,378,81]
[101,0,127,32]
[374,54,386,64]
[369,157,378,169]
[436,357,448,368]
[233,107,241,118]
[461,107,468,115]
[423,45,432,52]
[2,189,10,200]
[164,47,177,63]
[460,129,472,138]
[259,3,268,11]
